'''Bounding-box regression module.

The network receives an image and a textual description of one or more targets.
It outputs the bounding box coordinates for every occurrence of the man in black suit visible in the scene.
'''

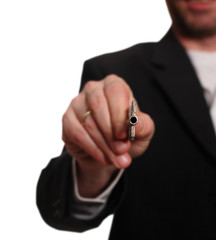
[37,0,216,238]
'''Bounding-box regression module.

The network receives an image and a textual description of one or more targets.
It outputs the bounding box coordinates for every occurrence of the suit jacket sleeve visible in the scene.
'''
[36,61,126,232]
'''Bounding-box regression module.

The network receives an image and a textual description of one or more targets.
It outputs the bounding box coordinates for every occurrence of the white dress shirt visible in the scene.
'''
[187,50,216,133]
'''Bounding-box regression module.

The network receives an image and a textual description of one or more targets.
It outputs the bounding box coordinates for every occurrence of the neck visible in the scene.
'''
[172,27,216,52]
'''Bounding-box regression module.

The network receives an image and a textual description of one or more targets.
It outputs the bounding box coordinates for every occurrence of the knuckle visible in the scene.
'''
[105,84,120,96]
[70,96,79,107]
[88,93,104,110]
[107,74,128,86]
[83,80,97,92]
[104,74,124,86]
[105,74,122,82]
[104,78,130,98]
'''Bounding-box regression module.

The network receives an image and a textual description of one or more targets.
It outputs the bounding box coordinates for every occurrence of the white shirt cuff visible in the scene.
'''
[72,158,124,203]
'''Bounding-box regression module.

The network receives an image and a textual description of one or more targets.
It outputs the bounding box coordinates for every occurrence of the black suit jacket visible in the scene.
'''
[37,29,216,239]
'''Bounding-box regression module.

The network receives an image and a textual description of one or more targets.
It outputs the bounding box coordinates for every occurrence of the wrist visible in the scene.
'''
[76,161,118,198]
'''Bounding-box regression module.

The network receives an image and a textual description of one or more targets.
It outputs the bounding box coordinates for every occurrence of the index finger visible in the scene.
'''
[104,75,133,139]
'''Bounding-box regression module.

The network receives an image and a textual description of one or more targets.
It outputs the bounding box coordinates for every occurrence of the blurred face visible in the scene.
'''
[166,0,216,38]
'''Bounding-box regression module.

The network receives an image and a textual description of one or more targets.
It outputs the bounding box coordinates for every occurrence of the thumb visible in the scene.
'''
[129,111,155,158]
[135,111,155,141]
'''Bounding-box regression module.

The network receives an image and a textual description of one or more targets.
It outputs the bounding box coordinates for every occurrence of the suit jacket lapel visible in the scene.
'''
[151,29,216,159]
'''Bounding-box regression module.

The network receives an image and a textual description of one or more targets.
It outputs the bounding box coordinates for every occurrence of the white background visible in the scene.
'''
[0,1,171,239]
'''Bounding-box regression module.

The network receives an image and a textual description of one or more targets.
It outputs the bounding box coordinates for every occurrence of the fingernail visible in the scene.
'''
[115,155,129,168]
